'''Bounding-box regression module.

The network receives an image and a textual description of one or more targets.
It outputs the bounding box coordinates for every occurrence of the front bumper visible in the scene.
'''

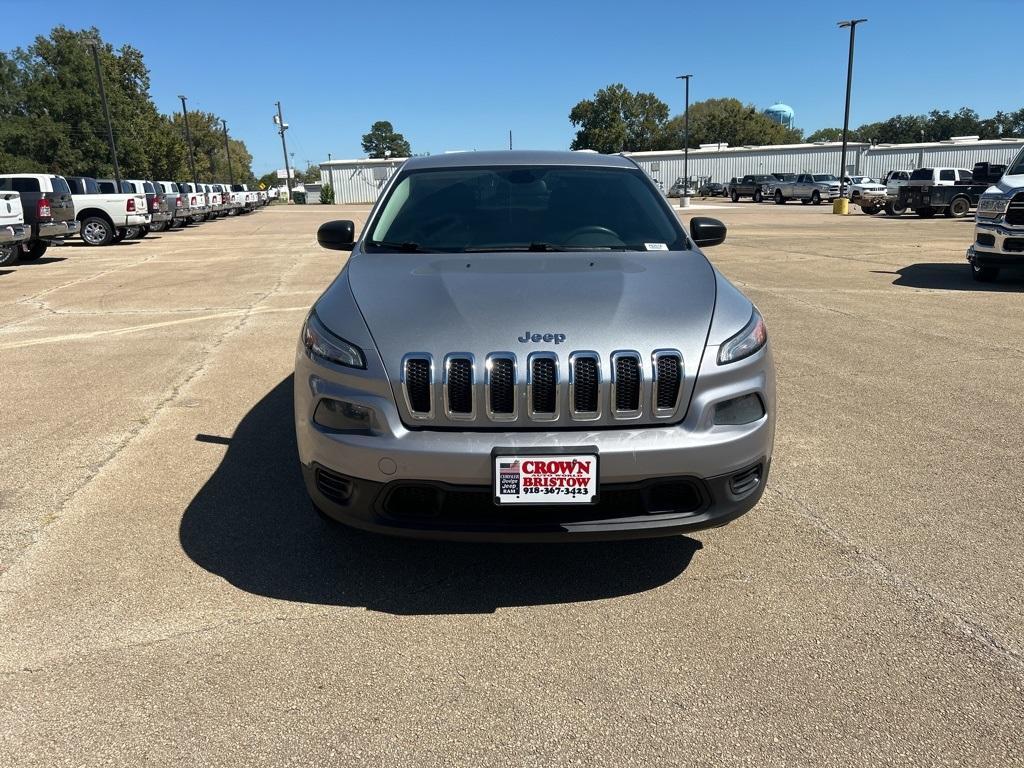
[0,223,29,245]
[854,191,887,206]
[968,221,1024,267]
[124,213,151,226]
[295,343,775,541]
[38,220,80,240]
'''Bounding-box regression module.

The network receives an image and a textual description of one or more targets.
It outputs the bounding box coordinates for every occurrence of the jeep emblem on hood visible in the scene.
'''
[518,331,567,344]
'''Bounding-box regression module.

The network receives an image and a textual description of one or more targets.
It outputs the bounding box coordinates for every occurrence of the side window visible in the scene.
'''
[2,177,41,193]
[958,169,973,182]
[939,169,955,182]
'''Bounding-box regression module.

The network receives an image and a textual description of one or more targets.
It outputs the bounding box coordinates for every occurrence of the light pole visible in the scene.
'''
[86,39,121,189]
[837,18,866,206]
[178,95,199,189]
[676,74,692,208]
[274,101,293,201]
[222,119,234,185]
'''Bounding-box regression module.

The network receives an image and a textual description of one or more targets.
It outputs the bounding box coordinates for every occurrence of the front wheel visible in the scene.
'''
[916,207,936,218]
[730,190,739,202]
[753,189,763,203]
[860,205,879,216]
[774,190,786,205]
[946,197,971,218]
[972,263,999,283]
[885,200,906,216]
[811,191,821,205]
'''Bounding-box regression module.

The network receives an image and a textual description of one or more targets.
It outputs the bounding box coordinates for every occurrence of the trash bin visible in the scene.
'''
[832,198,849,215]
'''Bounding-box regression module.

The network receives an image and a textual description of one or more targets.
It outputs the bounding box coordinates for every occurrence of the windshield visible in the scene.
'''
[144,182,156,193]
[50,176,71,194]
[366,165,686,253]
[1007,148,1024,176]
[812,175,838,182]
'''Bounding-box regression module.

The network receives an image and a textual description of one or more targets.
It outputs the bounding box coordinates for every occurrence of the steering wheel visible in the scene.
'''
[561,225,622,245]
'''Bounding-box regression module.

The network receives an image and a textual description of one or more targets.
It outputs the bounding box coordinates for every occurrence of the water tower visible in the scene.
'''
[764,102,795,129]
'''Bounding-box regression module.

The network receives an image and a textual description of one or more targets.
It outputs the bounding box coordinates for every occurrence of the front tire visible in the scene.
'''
[860,205,879,215]
[946,197,971,218]
[79,216,115,246]
[753,189,763,203]
[730,189,739,202]
[972,263,999,282]
[774,190,786,205]
[885,200,906,216]
[811,190,821,205]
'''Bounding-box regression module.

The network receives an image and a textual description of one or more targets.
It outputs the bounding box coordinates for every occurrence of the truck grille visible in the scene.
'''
[1007,194,1024,226]
[401,350,685,427]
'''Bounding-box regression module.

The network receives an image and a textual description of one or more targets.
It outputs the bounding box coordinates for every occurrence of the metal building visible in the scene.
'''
[319,157,407,204]
[626,136,1024,188]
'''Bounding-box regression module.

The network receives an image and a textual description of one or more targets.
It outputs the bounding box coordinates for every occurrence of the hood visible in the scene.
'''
[337,249,717,369]
[994,174,1024,195]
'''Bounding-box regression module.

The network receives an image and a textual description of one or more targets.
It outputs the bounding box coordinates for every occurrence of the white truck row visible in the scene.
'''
[0,174,270,266]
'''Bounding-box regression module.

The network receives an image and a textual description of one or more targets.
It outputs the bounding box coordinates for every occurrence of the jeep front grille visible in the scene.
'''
[400,349,684,427]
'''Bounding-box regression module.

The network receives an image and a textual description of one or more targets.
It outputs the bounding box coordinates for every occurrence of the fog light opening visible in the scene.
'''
[714,394,765,426]
[314,398,374,432]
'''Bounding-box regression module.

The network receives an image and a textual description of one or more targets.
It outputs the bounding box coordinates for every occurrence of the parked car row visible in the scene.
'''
[0,173,268,265]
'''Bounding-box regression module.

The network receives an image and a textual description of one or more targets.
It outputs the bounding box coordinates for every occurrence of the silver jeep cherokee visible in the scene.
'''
[296,151,775,541]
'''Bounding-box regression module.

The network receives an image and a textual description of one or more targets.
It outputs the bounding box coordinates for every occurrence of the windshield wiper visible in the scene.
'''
[366,239,423,252]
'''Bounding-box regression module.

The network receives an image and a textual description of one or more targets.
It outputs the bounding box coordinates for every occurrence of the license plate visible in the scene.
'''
[493,451,599,505]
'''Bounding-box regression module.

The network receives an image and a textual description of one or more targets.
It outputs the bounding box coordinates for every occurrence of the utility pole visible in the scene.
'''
[87,39,121,189]
[222,119,234,185]
[837,18,867,203]
[509,130,513,150]
[675,74,692,208]
[178,95,199,188]
[274,101,293,201]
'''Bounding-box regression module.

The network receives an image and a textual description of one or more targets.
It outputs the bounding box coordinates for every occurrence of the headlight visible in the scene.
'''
[718,308,767,365]
[977,196,1009,215]
[302,310,366,369]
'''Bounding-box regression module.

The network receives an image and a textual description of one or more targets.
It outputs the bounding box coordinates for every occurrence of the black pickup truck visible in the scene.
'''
[727,174,777,202]
[897,163,1006,219]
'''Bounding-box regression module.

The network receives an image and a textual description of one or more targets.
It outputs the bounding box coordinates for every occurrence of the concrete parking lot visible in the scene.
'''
[1,203,1022,766]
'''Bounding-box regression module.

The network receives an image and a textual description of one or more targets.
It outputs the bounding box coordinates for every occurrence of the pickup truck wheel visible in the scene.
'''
[123,226,141,239]
[774,190,786,205]
[972,263,999,282]
[730,190,739,202]
[860,205,879,215]
[946,197,971,218]
[112,229,127,243]
[811,191,821,205]
[885,200,905,216]
[916,207,936,218]
[0,243,18,267]
[150,220,168,233]
[80,216,114,246]
[20,241,48,261]
[753,189,763,203]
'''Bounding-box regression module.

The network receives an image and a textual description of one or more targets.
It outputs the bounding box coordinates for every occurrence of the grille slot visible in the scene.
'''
[444,356,474,416]
[529,355,558,416]
[570,354,599,415]
[315,467,354,505]
[486,354,516,418]
[1007,194,1024,226]
[653,351,683,415]
[403,356,432,415]
[612,353,641,415]
[729,464,762,496]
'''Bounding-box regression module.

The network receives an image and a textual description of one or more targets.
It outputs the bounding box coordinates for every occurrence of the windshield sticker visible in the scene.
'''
[645,243,669,251]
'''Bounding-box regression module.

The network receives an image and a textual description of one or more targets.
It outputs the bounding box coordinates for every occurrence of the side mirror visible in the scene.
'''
[689,217,727,248]
[317,220,355,251]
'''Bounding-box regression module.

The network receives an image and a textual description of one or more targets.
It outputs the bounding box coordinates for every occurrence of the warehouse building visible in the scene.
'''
[320,137,1024,205]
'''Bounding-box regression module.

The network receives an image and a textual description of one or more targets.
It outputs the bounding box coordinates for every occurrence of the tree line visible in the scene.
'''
[0,26,256,185]
[569,84,1023,153]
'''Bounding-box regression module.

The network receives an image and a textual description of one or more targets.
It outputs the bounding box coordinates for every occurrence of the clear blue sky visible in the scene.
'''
[2,0,1021,174]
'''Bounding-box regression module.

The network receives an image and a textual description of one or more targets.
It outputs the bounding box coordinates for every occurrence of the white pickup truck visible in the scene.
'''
[0,191,31,267]
[968,150,1024,282]
[178,182,210,221]
[74,178,151,246]
[231,183,258,213]
[122,180,173,235]
[768,173,842,205]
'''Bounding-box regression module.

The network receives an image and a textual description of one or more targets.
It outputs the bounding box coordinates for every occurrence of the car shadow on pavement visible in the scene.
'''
[179,376,702,615]
[13,257,67,266]
[874,263,1024,291]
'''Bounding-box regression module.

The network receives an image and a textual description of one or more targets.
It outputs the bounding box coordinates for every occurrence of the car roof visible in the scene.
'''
[401,150,637,170]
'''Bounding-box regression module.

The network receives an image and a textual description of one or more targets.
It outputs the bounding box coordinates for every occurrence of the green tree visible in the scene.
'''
[569,84,670,153]
[361,121,411,158]
[658,98,803,150]
[806,127,844,142]
[319,183,334,204]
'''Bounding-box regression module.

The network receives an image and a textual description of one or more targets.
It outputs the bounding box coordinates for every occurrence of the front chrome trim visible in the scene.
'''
[526,351,560,421]
[442,353,476,420]
[568,351,601,421]
[400,353,435,420]
[610,350,644,420]
[484,352,518,422]
[652,349,684,419]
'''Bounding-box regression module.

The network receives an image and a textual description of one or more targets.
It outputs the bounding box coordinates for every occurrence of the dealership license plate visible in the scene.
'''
[493,453,598,505]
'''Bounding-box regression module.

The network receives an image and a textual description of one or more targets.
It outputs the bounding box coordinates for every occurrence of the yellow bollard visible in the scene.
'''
[833,198,849,215]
